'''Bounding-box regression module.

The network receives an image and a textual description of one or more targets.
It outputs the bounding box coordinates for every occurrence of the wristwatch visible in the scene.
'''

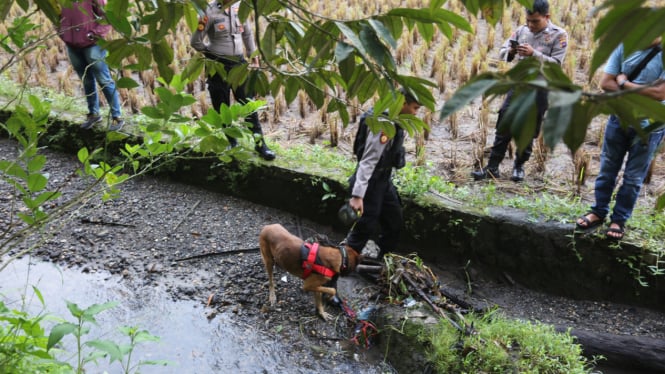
[618,79,627,89]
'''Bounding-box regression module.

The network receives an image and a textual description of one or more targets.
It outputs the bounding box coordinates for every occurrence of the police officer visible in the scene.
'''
[191,0,275,160]
[471,0,567,182]
[344,89,421,259]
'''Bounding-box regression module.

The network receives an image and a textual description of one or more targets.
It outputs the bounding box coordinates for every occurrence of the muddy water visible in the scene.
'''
[0,257,378,373]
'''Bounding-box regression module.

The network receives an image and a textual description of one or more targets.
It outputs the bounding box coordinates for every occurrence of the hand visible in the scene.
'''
[615,73,628,90]
[516,43,534,56]
[349,196,364,216]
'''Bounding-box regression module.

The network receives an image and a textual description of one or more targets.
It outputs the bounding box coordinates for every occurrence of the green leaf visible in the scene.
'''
[31,191,62,207]
[368,18,396,49]
[262,23,276,61]
[335,22,368,57]
[542,104,573,149]
[501,90,537,152]
[141,106,164,119]
[152,39,174,83]
[181,56,205,83]
[105,7,133,36]
[283,76,301,104]
[440,78,497,120]
[184,2,200,32]
[31,286,46,307]
[86,340,123,363]
[27,173,48,192]
[83,301,119,320]
[564,100,600,151]
[47,322,77,351]
[359,24,394,70]
[116,77,140,89]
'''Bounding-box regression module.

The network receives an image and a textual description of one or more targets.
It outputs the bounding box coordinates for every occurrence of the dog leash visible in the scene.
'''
[330,295,379,349]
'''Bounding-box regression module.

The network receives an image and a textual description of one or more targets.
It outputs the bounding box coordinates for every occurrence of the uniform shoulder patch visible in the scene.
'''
[559,35,567,48]
[380,132,389,144]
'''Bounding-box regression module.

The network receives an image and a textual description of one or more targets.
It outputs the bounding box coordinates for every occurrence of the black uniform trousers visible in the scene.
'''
[488,88,548,168]
[346,172,402,257]
[206,56,265,144]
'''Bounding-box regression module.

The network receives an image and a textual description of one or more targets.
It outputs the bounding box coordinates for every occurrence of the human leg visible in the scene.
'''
[376,183,402,257]
[206,72,236,146]
[591,116,629,219]
[512,90,548,181]
[85,45,122,120]
[472,91,513,180]
[66,45,99,117]
[609,127,665,226]
[234,79,275,160]
[346,181,383,255]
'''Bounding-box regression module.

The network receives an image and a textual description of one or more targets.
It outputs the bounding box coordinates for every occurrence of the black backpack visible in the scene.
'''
[353,110,373,160]
[352,109,405,169]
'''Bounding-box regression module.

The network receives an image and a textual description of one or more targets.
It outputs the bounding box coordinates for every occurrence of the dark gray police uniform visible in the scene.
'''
[190,1,275,160]
[488,21,568,170]
[346,112,406,258]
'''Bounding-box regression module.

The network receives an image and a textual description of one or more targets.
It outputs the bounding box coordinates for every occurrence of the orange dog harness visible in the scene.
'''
[301,242,336,279]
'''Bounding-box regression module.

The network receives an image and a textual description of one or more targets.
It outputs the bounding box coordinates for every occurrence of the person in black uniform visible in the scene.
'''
[345,89,421,259]
[471,0,567,182]
[190,0,275,160]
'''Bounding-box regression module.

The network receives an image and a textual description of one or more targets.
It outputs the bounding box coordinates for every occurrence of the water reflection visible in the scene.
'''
[0,257,363,373]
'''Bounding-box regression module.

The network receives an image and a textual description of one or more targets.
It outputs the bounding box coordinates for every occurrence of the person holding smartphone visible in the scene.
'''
[191,0,276,160]
[471,0,568,182]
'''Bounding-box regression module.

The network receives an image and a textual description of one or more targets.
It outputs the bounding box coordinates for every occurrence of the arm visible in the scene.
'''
[91,0,111,39]
[499,28,521,62]
[600,45,626,93]
[600,72,621,92]
[190,14,210,52]
[351,128,387,199]
[619,74,665,101]
[519,30,568,65]
[241,17,258,65]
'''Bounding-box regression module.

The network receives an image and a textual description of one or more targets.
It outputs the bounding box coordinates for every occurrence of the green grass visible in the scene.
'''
[419,311,596,373]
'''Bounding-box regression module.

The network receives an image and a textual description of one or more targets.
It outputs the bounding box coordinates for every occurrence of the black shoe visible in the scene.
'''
[255,144,276,161]
[511,165,525,182]
[109,117,125,131]
[471,166,499,180]
[81,114,102,129]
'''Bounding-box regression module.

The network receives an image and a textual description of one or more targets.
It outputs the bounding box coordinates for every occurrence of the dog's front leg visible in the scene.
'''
[304,278,337,320]
[313,292,332,321]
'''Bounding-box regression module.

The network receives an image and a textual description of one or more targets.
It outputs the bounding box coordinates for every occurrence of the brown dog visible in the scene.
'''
[259,223,361,320]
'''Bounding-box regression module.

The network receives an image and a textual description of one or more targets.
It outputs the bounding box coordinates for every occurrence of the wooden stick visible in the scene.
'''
[172,200,201,232]
[403,272,464,332]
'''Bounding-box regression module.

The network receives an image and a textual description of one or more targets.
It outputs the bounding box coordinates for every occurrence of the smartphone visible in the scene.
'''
[510,40,519,48]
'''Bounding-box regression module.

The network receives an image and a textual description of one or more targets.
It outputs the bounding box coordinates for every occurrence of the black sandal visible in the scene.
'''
[606,223,625,241]
[575,212,604,231]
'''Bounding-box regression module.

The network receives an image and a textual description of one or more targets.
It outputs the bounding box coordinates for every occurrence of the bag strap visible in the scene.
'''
[626,45,662,82]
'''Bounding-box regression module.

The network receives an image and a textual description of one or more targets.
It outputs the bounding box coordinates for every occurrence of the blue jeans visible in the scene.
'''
[66,44,122,118]
[591,115,665,225]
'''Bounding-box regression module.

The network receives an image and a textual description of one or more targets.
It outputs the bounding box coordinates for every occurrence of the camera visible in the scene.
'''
[510,39,519,48]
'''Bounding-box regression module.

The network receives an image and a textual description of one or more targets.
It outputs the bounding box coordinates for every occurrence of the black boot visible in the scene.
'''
[511,164,525,182]
[471,166,500,180]
[255,141,276,161]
